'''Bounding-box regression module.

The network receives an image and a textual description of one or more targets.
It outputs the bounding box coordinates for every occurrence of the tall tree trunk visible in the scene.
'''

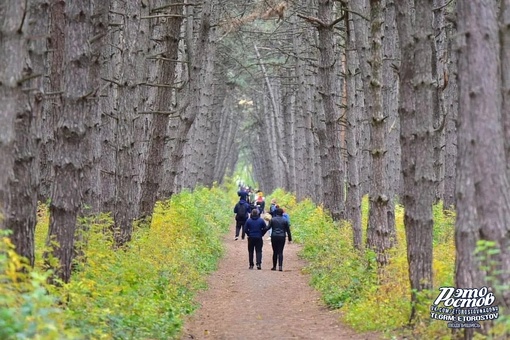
[109,0,149,245]
[396,0,437,321]
[71,0,110,266]
[345,10,363,250]
[382,0,399,234]
[501,0,510,178]
[312,0,346,221]
[99,1,122,216]
[254,44,290,189]
[169,0,218,195]
[39,0,65,203]
[138,0,184,220]
[213,89,240,184]
[365,0,393,266]
[311,73,324,203]
[47,0,96,283]
[0,1,41,267]
[80,0,109,215]
[202,75,228,185]
[43,2,64,206]
[432,0,447,204]
[281,67,297,194]
[291,9,316,200]
[443,2,458,209]
[456,3,510,337]
[262,93,279,190]
[270,78,284,188]
[351,0,372,199]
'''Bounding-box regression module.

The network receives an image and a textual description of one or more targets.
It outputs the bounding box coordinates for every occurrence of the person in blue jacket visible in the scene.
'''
[244,209,267,270]
[282,208,290,224]
[237,187,248,201]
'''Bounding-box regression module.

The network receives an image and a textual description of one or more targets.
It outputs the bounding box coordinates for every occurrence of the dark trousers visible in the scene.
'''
[235,220,246,238]
[247,237,263,266]
[271,236,286,268]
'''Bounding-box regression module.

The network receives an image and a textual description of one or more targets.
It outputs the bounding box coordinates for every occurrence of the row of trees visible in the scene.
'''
[0,0,241,283]
[1,0,509,337]
[220,0,509,335]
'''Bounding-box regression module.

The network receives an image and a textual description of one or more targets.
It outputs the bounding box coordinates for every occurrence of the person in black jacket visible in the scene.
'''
[244,209,267,270]
[267,208,292,271]
[233,198,251,240]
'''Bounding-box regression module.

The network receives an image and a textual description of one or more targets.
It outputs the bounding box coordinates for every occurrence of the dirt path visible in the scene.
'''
[180,230,382,340]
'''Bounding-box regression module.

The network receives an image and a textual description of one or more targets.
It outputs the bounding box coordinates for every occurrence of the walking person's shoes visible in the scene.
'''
[279,266,282,272]
[235,236,238,240]
[257,264,261,270]
[271,267,276,271]
[249,265,254,269]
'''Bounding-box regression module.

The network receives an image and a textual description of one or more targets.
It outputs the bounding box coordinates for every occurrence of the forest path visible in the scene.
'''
[180,227,382,340]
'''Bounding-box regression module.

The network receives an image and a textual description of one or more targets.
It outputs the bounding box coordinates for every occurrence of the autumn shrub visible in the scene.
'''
[0,230,80,339]
[26,184,232,339]
[283,198,377,308]
[473,240,510,339]
[270,191,457,339]
[342,201,455,339]
[267,188,297,211]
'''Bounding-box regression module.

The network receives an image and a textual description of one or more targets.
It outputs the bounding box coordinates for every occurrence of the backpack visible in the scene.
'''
[236,202,248,221]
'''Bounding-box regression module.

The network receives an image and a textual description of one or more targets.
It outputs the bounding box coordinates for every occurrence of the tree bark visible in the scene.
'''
[213,88,241,184]
[80,0,109,215]
[396,0,437,320]
[314,0,346,221]
[382,0,399,234]
[364,0,393,266]
[281,67,297,194]
[431,0,446,204]
[107,0,149,245]
[170,0,218,195]
[443,2,458,209]
[47,0,96,283]
[138,0,184,221]
[501,0,510,178]
[351,0,372,199]
[0,1,41,267]
[345,10,363,250]
[456,0,510,329]
[254,44,290,190]
[291,9,317,200]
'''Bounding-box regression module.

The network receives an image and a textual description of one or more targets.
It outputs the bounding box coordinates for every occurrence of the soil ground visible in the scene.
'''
[180,227,384,340]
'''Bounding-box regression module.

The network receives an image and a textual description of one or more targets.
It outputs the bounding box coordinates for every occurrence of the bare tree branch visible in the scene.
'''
[297,13,327,27]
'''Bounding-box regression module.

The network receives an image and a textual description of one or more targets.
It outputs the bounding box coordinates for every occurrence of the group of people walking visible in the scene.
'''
[234,188,292,271]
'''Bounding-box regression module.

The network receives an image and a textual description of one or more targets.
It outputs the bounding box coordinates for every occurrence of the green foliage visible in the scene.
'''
[0,230,79,339]
[266,188,296,211]
[270,190,459,339]
[475,240,510,339]
[9,184,233,339]
[269,192,376,309]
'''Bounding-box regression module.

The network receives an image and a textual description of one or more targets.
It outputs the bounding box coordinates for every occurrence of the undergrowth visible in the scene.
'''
[269,191,461,339]
[3,184,507,339]
[1,184,232,339]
